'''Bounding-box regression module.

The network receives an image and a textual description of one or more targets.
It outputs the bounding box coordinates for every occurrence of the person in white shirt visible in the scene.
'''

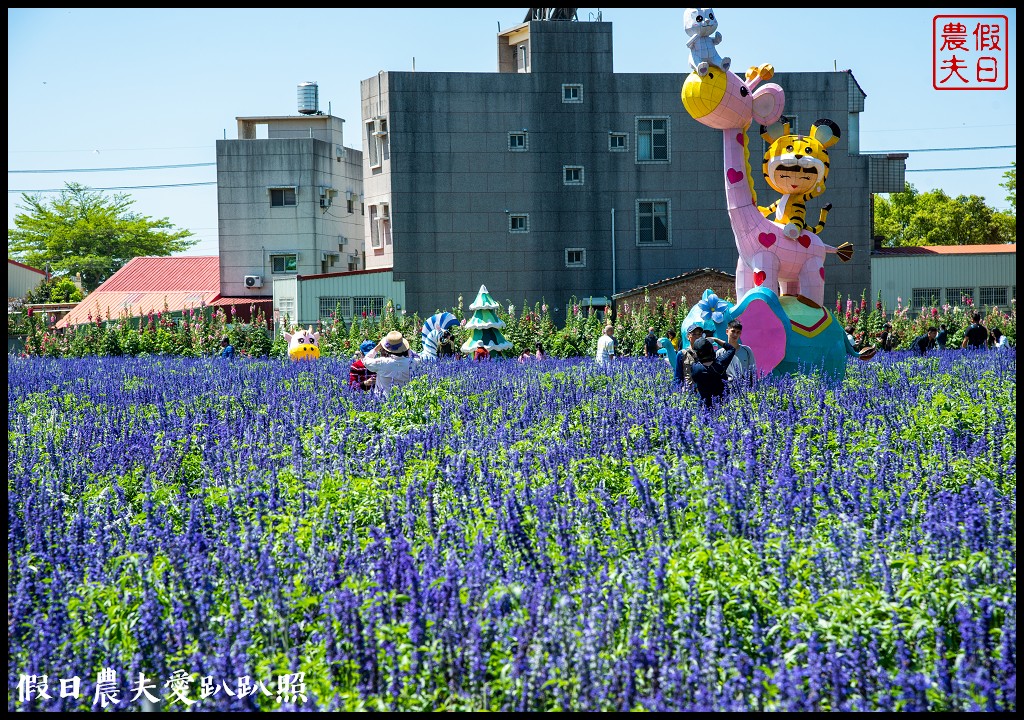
[595,324,616,365]
[717,319,757,386]
[361,330,415,394]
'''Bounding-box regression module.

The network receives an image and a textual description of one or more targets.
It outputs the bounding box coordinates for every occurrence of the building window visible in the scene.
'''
[609,133,627,152]
[979,286,1008,307]
[508,132,528,151]
[562,83,583,103]
[353,296,386,318]
[347,197,355,213]
[366,117,388,169]
[565,248,586,267]
[637,200,670,246]
[636,117,669,162]
[563,165,584,185]
[271,254,297,274]
[269,187,297,207]
[509,214,529,233]
[946,287,974,305]
[911,288,942,310]
[319,296,352,321]
[368,202,392,247]
[277,298,296,324]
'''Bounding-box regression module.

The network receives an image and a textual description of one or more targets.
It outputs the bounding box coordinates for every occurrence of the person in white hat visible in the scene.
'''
[361,330,414,394]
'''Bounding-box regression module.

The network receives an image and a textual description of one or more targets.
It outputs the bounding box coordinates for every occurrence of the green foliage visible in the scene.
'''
[836,291,1017,351]
[873,181,1015,246]
[24,276,84,304]
[8,182,197,292]
[1000,162,1015,214]
[16,289,1015,359]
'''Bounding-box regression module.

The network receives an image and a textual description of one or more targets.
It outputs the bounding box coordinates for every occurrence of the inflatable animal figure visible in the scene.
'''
[758,119,848,246]
[680,288,875,380]
[420,311,460,360]
[657,337,678,369]
[283,326,321,361]
[683,7,730,76]
[681,63,848,306]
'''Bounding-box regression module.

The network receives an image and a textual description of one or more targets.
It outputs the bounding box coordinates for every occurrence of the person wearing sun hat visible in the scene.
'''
[361,330,414,394]
[348,339,378,391]
[673,321,706,388]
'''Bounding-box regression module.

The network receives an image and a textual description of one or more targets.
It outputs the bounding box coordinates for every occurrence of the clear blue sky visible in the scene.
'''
[8,8,1016,258]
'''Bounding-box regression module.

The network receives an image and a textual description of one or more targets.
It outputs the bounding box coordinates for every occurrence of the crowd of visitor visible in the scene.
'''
[325,303,1011,404]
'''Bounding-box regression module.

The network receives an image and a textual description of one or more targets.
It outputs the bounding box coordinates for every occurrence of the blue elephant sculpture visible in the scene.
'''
[678,288,875,380]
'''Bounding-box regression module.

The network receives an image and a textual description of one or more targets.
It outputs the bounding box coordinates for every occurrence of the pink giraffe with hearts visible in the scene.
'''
[681,64,851,306]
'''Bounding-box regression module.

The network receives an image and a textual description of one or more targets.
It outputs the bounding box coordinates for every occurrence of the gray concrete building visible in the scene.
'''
[358,14,906,321]
[215,82,364,306]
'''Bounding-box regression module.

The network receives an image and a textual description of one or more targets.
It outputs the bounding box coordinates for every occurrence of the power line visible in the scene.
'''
[9,144,1015,175]
[8,180,217,191]
[9,162,215,174]
[866,144,1015,153]
[7,145,213,153]
[906,165,1014,173]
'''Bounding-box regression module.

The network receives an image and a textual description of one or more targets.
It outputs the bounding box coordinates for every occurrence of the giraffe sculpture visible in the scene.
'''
[681,64,852,306]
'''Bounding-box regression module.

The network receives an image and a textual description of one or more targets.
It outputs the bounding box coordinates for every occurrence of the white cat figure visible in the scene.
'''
[684,8,730,77]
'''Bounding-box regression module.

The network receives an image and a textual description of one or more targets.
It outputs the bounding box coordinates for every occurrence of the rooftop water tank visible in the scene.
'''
[297,82,319,115]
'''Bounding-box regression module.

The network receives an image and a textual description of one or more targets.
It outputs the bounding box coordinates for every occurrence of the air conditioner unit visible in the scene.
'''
[372,117,387,136]
[244,275,263,289]
[380,203,390,219]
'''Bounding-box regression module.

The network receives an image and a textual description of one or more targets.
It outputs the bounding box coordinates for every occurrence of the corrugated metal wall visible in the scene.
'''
[8,262,46,299]
[288,271,406,325]
[871,253,1016,313]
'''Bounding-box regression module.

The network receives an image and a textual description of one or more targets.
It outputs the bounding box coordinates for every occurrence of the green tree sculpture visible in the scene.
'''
[460,284,513,354]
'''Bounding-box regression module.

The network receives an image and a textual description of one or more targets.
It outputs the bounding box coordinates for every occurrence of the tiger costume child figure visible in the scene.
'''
[758,118,844,244]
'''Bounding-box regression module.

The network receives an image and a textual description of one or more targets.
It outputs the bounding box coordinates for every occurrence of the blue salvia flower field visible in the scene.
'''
[7,349,1016,711]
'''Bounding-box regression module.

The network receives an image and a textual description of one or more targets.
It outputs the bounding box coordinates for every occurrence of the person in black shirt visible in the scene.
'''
[961,312,989,349]
[935,324,949,349]
[877,322,895,352]
[437,330,461,358]
[911,326,938,356]
[643,327,660,357]
[689,336,734,409]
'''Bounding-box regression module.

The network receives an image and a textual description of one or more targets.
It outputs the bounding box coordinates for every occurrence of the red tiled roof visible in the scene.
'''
[57,291,221,329]
[207,297,271,307]
[8,259,47,275]
[57,256,221,329]
[98,255,220,291]
[872,244,1016,256]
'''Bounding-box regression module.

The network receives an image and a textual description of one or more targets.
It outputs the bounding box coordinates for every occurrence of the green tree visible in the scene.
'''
[874,181,1015,246]
[8,182,196,292]
[1001,162,1016,213]
[24,276,84,304]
